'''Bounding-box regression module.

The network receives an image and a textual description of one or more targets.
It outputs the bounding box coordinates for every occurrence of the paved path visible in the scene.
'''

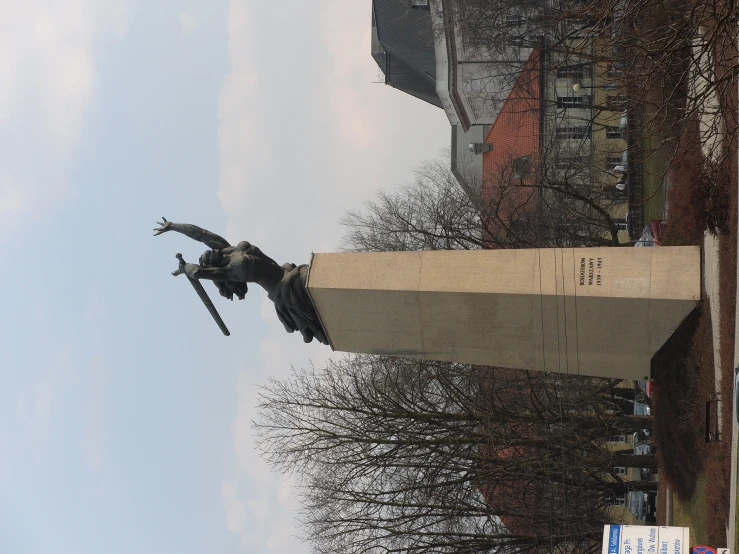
[703,232,735,549]
[729,193,739,550]
[705,233,723,406]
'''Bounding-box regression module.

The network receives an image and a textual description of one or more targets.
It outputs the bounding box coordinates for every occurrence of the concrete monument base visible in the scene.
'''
[306,247,701,380]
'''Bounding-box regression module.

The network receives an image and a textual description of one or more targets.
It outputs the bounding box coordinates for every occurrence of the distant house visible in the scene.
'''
[371,0,530,196]
[371,1,632,244]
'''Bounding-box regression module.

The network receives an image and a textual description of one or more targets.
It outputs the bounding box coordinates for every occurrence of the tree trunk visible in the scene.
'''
[611,453,658,469]
[602,479,658,493]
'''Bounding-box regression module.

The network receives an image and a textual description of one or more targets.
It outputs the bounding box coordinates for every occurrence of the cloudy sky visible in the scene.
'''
[0,1,449,553]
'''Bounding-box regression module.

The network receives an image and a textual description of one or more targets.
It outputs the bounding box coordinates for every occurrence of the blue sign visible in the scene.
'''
[609,525,622,554]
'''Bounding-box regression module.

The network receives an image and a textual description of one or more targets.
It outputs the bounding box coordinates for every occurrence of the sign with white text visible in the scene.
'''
[603,526,689,554]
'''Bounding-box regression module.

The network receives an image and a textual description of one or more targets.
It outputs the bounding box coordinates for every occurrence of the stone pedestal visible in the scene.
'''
[306,247,700,380]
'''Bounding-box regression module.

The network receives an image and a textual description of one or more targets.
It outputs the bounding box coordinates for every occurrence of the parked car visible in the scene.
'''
[634,443,651,456]
[633,432,655,481]
[637,379,653,399]
[632,429,650,446]
[633,397,650,416]
[628,491,646,520]
[628,491,657,522]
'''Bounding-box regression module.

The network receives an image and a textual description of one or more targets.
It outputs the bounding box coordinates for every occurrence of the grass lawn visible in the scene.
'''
[672,476,710,544]
[655,109,734,547]
[640,130,667,223]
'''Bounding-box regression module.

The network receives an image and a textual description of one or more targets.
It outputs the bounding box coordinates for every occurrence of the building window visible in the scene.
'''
[606,126,624,139]
[556,126,590,139]
[606,95,627,109]
[607,495,626,506]
[411,0,429,6]
[557,95,590,108]
[556,156,578,169]
[504,14,526,26]
[557,153,592,169]
[513,156,531,178]
[606,154,622,166]
[568,19,594,38]
[556,64,592,79]
[612,466,627,475]
[607,435,626,443]
[614,218,628,232]
[508,36,527,47]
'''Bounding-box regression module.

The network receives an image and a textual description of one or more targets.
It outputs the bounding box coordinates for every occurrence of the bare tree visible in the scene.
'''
[340,158,489,252]
[341,153,630,253]
[255,356,654,554]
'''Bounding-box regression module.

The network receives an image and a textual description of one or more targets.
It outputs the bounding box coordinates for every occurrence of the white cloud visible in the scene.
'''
[222,481,248,534]
[215,0,448,254]
[319,9,381,148]
[83,357,109,470]
[217,0,448,551]
[178,10,199,33]
[216,0,269,245]
[224,362,311,553]
[220,296,336,552]
[0,0,130,240]
[15,346,72,448]
[0,175,31,225]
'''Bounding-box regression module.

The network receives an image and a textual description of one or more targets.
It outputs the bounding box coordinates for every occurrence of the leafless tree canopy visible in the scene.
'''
[341,153,627,252]
[340,159,486,252]
[255,357,654,554]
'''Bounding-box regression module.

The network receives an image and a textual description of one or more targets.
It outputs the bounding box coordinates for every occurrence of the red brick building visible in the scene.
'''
[482,49,542,244]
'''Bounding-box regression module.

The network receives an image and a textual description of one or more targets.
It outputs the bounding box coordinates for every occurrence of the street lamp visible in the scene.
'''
[573,82,618,93]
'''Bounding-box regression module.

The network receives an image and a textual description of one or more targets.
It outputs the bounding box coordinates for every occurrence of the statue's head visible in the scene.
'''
[199,249,224,268]
[200,248,248,301]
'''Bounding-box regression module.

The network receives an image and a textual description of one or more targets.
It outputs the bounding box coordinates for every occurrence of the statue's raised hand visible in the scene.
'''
[153,217,172,236]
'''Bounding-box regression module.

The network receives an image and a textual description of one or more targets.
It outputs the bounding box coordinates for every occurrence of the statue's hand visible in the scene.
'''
[153,217,172,236]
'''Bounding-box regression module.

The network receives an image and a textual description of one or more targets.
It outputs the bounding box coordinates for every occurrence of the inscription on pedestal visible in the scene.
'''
[579,256,604,287]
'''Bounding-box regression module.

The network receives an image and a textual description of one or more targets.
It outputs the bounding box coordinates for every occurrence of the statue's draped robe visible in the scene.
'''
[268,264,328,344]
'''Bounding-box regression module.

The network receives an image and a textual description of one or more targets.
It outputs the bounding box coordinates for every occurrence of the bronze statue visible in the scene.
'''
[154,218,328,345]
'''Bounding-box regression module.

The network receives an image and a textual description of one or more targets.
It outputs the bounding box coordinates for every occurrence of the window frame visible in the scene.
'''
[606,154,622,167]
[557,95,590,109]
[513,156,531,178]
[556,125,591,139]
[556,64,592,79]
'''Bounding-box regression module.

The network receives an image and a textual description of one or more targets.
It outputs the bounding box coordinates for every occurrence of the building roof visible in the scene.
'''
[371,0,442,108]
[481,47,542,242]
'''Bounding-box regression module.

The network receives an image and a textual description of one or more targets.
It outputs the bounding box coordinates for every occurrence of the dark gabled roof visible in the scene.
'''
[371,0,442,108]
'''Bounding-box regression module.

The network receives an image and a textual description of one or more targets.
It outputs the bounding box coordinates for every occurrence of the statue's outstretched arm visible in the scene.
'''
[153,217,231,250]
